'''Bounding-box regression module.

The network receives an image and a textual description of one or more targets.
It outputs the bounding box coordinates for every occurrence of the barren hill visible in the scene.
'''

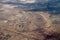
[0,4,60,40]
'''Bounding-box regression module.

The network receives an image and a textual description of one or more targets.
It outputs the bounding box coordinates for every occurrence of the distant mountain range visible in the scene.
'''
[0,0,60,14]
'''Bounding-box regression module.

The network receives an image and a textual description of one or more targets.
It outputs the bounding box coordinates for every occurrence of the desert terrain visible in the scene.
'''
[0,0,60,40]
